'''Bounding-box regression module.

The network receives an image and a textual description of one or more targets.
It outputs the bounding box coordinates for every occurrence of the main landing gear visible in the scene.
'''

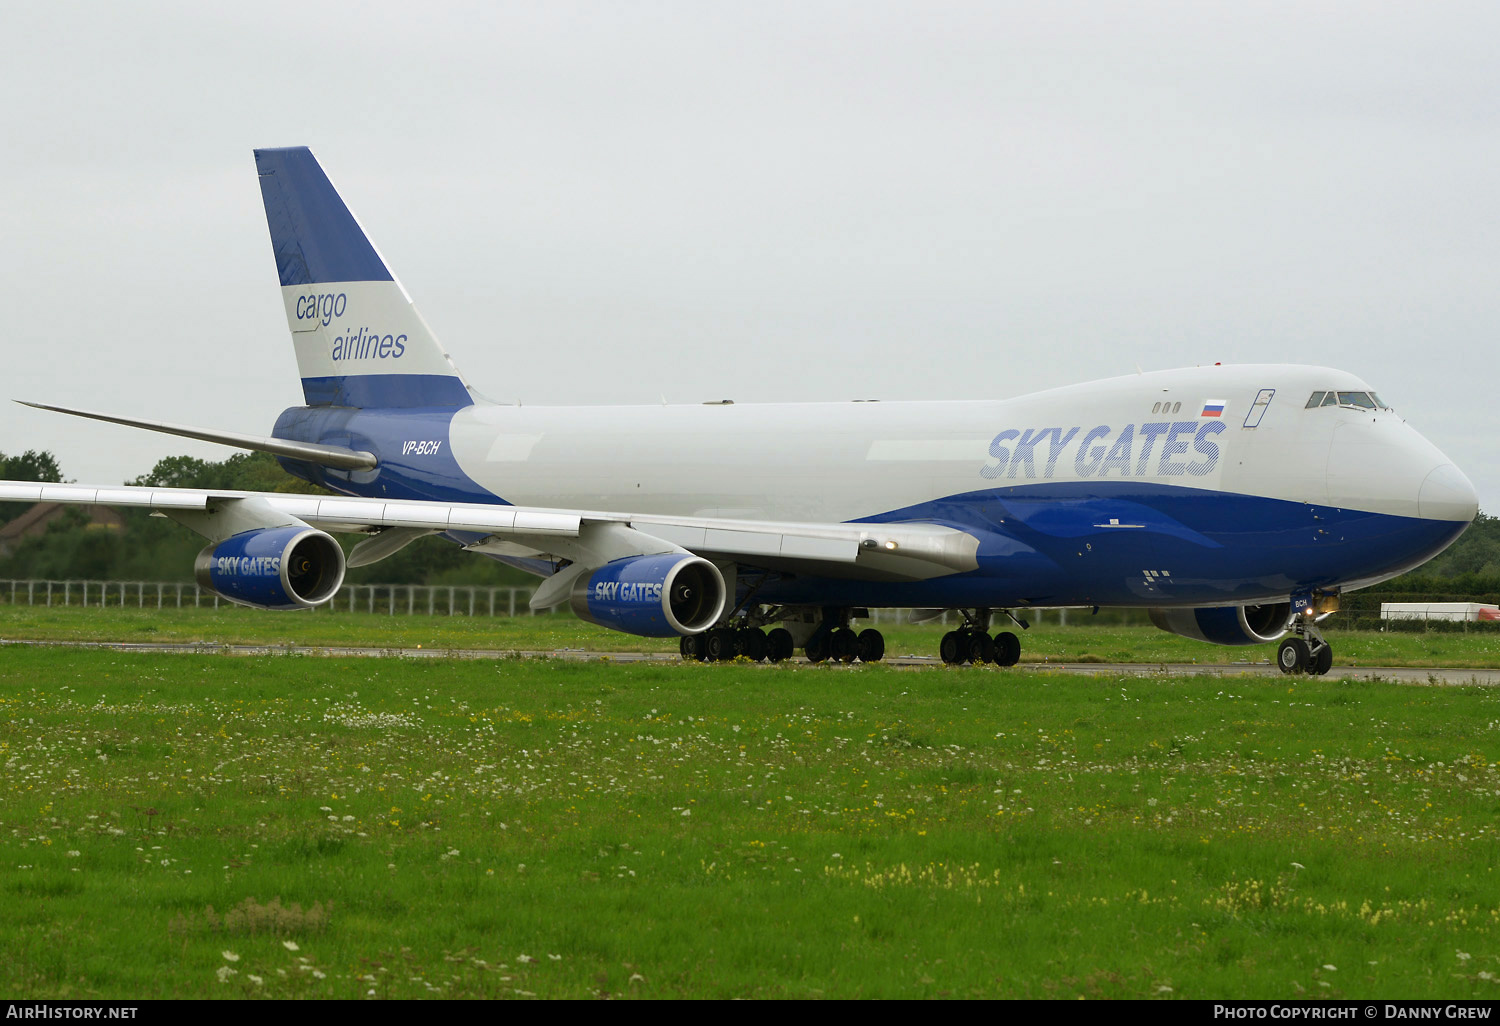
[679,606,888,664]
[680,625,797,663]
[1276,618,1334,676]
[804,624,885,665]
[939,608,1023,667]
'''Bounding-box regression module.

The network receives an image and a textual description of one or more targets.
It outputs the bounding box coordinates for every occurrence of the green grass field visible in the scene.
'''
[4,604,1500,668]
[2,646,1499,998]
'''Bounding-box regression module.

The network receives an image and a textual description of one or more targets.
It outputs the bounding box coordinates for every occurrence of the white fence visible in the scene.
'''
[0,579,545,617]
[0,578,1072,624]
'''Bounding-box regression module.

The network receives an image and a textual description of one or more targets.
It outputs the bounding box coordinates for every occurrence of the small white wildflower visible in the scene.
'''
[248,975,263,987]
[629,972,645,983]
[548,954,561,961]
[517,954,534,963]
[1322,964,1336,971]
[1157,985,1173,993]
[681,809,691,817]
[66,850,80,858]
[312,969,326,979]
[1458,951,1472,962]
[215,966,237,982]
[222,950,240,962]
[283,940,299,952]
[1291,862,1305,870]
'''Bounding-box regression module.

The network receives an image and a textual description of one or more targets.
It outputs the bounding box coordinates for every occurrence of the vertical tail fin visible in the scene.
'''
[254,147,473,409]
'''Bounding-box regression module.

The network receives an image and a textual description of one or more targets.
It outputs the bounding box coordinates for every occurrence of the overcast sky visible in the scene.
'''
[2,1,1495,511]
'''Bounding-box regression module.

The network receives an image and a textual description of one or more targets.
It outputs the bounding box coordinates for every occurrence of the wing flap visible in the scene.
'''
[703,527,783,557]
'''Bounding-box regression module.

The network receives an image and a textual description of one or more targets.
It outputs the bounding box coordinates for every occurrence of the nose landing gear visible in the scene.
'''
[1276,619,1333,675]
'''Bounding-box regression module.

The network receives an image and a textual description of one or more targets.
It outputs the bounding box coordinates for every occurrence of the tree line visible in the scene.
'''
[0,450,532,586]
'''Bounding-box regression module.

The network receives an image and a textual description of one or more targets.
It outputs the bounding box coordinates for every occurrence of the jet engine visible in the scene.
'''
[569,553,726,637]
[1147,603,1292,646]
[194,526,346,610]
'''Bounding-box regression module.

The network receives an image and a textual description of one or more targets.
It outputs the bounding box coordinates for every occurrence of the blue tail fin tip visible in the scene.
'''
[254,147,394,287]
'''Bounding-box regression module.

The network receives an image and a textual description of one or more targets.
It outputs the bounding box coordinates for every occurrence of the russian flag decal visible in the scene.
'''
[1201,400,1226,417]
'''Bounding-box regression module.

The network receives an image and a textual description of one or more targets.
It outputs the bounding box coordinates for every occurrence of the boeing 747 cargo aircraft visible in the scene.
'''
[0,148,1478,673]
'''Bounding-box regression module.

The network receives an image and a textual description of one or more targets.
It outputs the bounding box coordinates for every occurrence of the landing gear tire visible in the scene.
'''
[805,633,831,664]
[967,632,996,665]
[705,628,738,662]
[831,627,860,664]
[680,634,706,662]
[993,631,1021,667]
[1311,643,1333,676]
[1277,637,1310,675]
[940,630,964,666]
[767,628,795,663]
[857,628,886,663]
[738,627,768,663]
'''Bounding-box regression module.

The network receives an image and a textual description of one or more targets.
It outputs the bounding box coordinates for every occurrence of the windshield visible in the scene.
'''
[1307,389,1389,411]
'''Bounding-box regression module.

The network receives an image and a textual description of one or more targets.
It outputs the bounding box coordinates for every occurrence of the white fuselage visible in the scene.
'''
[439,364,1469,525]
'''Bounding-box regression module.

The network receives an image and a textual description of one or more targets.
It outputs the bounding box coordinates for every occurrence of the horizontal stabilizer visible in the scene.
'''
[19,401,377,471]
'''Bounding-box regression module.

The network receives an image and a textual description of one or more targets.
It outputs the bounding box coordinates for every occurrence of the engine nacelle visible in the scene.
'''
[195,526,346,610]
[569,553,726,637]
[1148,602,1292,646]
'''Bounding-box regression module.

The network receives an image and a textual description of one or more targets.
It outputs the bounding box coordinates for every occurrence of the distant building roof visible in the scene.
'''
[0,502,124,556]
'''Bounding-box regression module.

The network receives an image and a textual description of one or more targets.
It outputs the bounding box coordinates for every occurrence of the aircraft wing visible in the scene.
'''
[0,482,980,584]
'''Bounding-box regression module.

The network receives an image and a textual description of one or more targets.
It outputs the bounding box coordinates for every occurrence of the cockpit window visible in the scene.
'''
[1309,389,1389,411]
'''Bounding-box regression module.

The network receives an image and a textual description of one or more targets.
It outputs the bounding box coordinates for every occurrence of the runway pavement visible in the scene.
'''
[3,637,1497,685]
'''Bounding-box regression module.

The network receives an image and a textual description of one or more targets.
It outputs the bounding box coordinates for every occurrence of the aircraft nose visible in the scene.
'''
[1418,463,1479,523]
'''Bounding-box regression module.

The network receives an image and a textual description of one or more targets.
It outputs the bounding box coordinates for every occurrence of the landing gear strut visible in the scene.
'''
[1277,618,1333,675]
[939,608,1023,666]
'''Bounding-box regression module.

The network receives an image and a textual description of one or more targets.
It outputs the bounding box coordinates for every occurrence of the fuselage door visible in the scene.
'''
[1243,388,1275,429]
